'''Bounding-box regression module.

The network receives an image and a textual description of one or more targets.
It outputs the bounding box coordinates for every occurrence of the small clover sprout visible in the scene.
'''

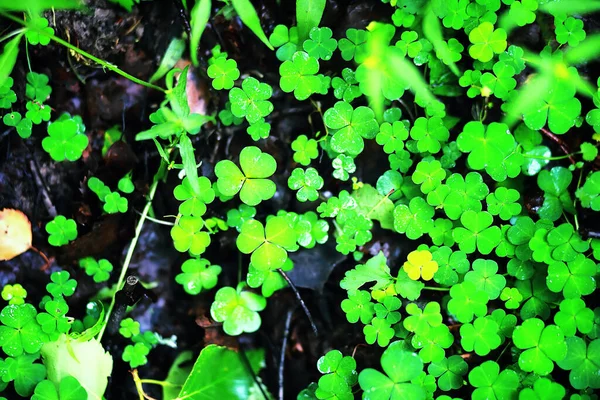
[556,17,586,47]
[363,317,395,347]
[236,217,297,271]
[279,51,322,101]
[303,27,337,61]
[79,257,113,282]
[0,304,47,356]
[119,318,141,338]
[404,302,442,336]
[207,57,240,90]
[170,216,211,256]
[117,175,135,194]
[210,284,267,336]
[323,101,379,156]
[26,101,51,124]
[269,25,299,61]
[393,197,435,240]
[332,155,356,181]
[513,318,567,376]
[215,146,277,206]
[25,72,51,102]
[1,284,27,305]
[25,16,53,46]
[338,28,368,62]
[46,271,77,298]
[247,118,271,141]
[42,116,89,162]
[36,299,70,339]
[122,342,149,368]
[173,176,215,216]
[468,22,507,62]
[226,204,257,232]
[45,216,77,247]
[332,68,361,103]
[175,258,221,295]
[341,290,374,324]
[103,192,128,214]
[228,77,273,123]
[3,111,33,138]
[316,350,357,399]
[486,187,521,220]
[403,250,438,281]
[500,287,523,309]
[376,121,408,154]
[291,135,319,166]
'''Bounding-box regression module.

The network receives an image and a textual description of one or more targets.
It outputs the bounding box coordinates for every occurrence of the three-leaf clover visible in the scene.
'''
[303,27,337,60]
[464,259,506,300]
[42,117,89,162]
[338,28,368,61]
[291,135,319,165]
[236,217,297,271]
[513,318,567,376]
[25,72,52,102]
[452,211,502,255]
[393,197,435,239]
[479,61,517,100]
[32,376,87,400]
[341,290,374,324]
[554,298,594,337]
[377,121,409,154]
[36,299,70,338]
[26,101,51,124]
[0,304,47,356]
[412,160,446,194]
[556,17,586,47]
[170,216,210,255]
[557,337,600,390]
[288,167,324,202]
[46,271,77,297]
[332,68,362,103]
[279,51,322,101]
[323,101,379,156]
[229,77,273,123]
[486,187,522,220]
[226,204,256,232]
[1,284,27,305]
[537,166,574,221]
[316,350,357,399]
[2,111,33,138]
[468,22,507,62]
[215,146,277,206]
[403,250,439,281]
[119,318,141,338]
[576,171,600,211]
[25,16,53,46]
[79,257,113,282]
[460,316,501,356]
[364,317,395,347]
[210,284,267,336]
[468,361,519,399]
[447,281,489,323]
[122,342,149,368]
[523,81,582,135]
[207,57,240,90]
[174,176,215,216]
[332,155,356,181]
[428,355,468,391]
[409,117,449,154]
[103,192,128,214]
[175,258,222,295]
[546,254,596,298]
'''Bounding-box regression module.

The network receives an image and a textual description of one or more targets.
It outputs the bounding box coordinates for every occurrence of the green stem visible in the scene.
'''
[139,379,179,388]
[0,27,25,43]
[0,11,165,92]
[423,286,450,291]
[522,152,579,161]
[97,162,167,342]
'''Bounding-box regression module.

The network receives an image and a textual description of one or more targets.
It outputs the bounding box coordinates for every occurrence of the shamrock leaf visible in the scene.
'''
[47,271,77,297]
[226,204,256,232]
[25,101,51,125]
[576,171,600,211]
[447,281,489,323]
[403,250,439,281]
[468,22,507,62]
[324,101,379,156]
[279,51,322,101]
[123,342,149,368]
[403,302,442,335]
[554,298,594,337]
[556,17,586,47]
[42,117,89,162]
[229,77,273,123]
[0,304,47,357]
[409,117,449,154]
[36,299,70,339]
[546,223,588,262]
[546,254,596,298]
[174,176,215,216]
[32,376,87,400]
[332,68,361,103]
[207,57,240,90]
[215,146,277,206]
[338,28,368,62]
[170,216,211,255]
[358,342,426,400]
[118,318,140,339]
[175,258,222,295]
[79,257,113,282]
[486,187,521,221]
[25,72,52,102]
[479,61,516,100]
[288,167,324,202]
[460,316,501,356]
[103,192,128,214]
[523,81,581,135]
[303,27,337,60]
[452,211,502,255]
[1,284,27,305]
[513,318,567,376]
[341,290,375,324]
[246,258,292,297]
[412,160,446,194]
[464,259,506,300]
[537,167,574,221]
[269,25,299,61]
[393,197,435,239]
[376,121,409,154]
[468,361,519,400]
[316,350,357,398]
[431,172,489,220]
[374,296,401,325]
[210,284,267,336]
[427,355,468,391]
[332,154,357,181]
[25,16,53,46]
[557,337,600,390]
[1,353,46,397]
[431,246,470,287]
[411,324,453,363]
[364,317,395,347]
[517,377,565,400]
[236,217,297,271]
[291,135,319,166]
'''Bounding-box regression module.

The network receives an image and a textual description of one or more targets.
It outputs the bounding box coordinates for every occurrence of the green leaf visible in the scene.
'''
[32,376,87,400]
[2,354,46,397]
[162,351,193,400]
[340,252,393,292]
[468,22,507,62]
[468,361,519,400]
[460,316,502,356]
[42,117,89,162]
[303,27,337,61]
[175,258,222,295]
[231,0,274,50]
[556,336,600,390]
[427,356,468,391]
[447,281,489,323]
[0,0,83,11]
[229,77,273,124]
[189,0,211,66]
[464,259,506,299]
[150,37,186,83]
[210,285,266,335]
[554,298,594,337]
[324,101,379,156]
[177,345,265,399]
[47,271,77,298]
[513,318,567,376]
[393,197,435,240]
[0,34,22,88]
[358,341,426,400]
[236,217,296,271]
[452,211,502,255]
[296,0,326,43]
[45,216,77,247]
[546,254,596,298]
[279,51,321,101]
[207,56,240,90]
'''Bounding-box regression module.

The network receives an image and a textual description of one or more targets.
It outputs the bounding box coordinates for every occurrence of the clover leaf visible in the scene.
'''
[403,302,442,335]
[436,172,489,220]
[119,318,140,338]
[409,117,449,154]
[341,290,375,324]
[303,27,337,60]
[460,316,501,356]
[226,204,256,232]
[269,25,299,61]
[447,281,489,323]
[523,81,582,134]
[500,287,523,309]
[576,171,600,211]
[479,61,516,100]
[546,254,596,298]
[1,284,27,306]
[123,342,149,368]
[554,298,594,337]
[47,271,77,297]
[324,101,379,156]
[279,51,322,101]
[338,28,368,61]
[42,117,89,162]
[332,68,361,103]
[291,135,319,166]
[515,274,560,320]
[358,341,425,400]
[374,296,401,325]
[25,101,51,125]
[79,257,113,282]
[0,304,47,357]
[32,376,87,400]
[25,16,53,46]
[486,187,522,220]
[412,159,446,194]
[518,377,565,400]
[207,57,240,90]
[210,284,267,336]
[1,353,46,397]
[431,246,470,287]
[175,258,221,295]
[215,146,277,206]
[103,192,128,214]
[377,121,409,154]
[0,77,17,109]
[468,22,507,62]
[236,217,297,271]
[537,167,574,221]
[170,216,210,256]
[468,361,519,400]
[174,176,215,216]
[546,223,588,262]
[25,72,52,102]
[556,17,586,47]
[411,324,453,363]
[452,210,502,255]
[316,350,357,398]
[2,111,33,139]
[557,337,600,390]
[403,250,439,281]
[427,355,468,391]
[330,154,356,181]
[513,318,567,376]
[393,197,435,240]
[364,317,395,347]
[229,77,273,123]
[464,259,506,300]
[288,167,324,202]
[36,299,70,339]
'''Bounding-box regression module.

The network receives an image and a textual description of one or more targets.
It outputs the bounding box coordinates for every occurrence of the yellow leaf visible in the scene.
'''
[0,208,32,261]
[403,250,438,281]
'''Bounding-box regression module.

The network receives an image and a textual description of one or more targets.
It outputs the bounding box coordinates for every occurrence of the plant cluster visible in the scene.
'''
[1,0,600,399]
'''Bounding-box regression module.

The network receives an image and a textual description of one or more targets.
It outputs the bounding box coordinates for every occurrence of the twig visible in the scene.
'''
[278,309,294,400]
[28,160,57,218]
[29,246,51,270]
[278,269,319,336]
[540,127,576,164]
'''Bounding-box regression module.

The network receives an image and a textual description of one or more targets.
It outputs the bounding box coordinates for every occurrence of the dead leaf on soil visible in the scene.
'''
[0,209,32,261]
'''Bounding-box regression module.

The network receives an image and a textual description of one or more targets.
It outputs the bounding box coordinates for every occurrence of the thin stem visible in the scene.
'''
[97,162,166,341]
[278,309,293,400]
[278,269,318,336]
[0,11,165,92]
[523,153,578,161]
[139,379,179,388]
[0,28,25,43]
[422,286,450,291]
